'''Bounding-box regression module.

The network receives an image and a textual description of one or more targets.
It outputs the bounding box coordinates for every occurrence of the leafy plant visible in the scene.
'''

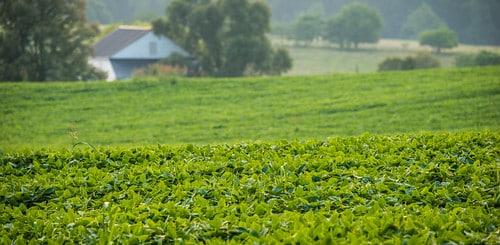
[0,132,498,243]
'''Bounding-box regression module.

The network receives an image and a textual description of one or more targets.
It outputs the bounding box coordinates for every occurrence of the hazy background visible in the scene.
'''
[86,0,500,45]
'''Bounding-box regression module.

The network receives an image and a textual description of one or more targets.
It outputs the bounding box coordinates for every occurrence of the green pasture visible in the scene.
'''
[1,66,499,151]
[286,46,456,75]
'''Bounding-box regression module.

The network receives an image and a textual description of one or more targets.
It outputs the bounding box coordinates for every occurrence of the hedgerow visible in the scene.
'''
[1,132,499,244]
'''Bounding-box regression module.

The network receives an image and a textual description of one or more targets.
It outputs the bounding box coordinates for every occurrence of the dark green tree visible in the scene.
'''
[324,2,383,49]
[220,0,274,76]
[224,36,272,76]
[419,28,459,53]
[324,14,347,48]
[292,14,324,46]
[269,48,293,75]
[153,0,292,77]
[153,0,225,75]
[401,3,447,38]
[0,0,106,81]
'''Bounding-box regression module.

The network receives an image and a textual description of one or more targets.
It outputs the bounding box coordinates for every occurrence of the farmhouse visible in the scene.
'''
[89,26,188,81]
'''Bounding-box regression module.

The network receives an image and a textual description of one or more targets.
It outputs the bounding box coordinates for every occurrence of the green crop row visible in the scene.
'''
[1,132,499,244]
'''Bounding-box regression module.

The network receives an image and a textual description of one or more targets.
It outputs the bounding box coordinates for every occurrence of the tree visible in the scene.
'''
[224,36,272,76]
[153,0,225,75]
[292,14,324,46]
[269,48,293,75]
[324,2,383,49]
[324,14,347,48]
[401,3,447,38]
[419,28,458,53]
[0,0,106,81]
[153,0,292,77]
[221,0,274,76]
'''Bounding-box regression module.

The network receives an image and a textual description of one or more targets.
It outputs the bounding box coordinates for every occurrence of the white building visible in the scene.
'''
[89,26,187,81]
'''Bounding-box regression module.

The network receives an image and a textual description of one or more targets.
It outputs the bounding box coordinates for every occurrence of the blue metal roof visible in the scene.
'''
[94,26,150,57]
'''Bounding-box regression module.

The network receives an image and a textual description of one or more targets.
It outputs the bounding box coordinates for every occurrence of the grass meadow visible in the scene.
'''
[1,66,499,151]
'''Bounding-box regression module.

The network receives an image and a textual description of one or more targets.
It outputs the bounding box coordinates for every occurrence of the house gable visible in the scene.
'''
[90,26,189,81]
[111,32,187,60]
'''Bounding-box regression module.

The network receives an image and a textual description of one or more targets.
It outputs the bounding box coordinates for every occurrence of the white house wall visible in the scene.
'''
[111,32,187,60]
[88,57,116,81]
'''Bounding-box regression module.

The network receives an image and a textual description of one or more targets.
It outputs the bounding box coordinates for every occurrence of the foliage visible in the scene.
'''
[455,54,477,67]
[401,3,447,38]
[292,14,324,46]
[419,28,459,53]
[86,0,171,24]
[456,51,500,67]
[412,52,442,69]
[270,22,293,39]
[0,132,499,243]
[223,36,272,77]
[132,64,187,78]
[1,66,499,150]
[269,48,293,75]
[85,0,500,45]
[153,0,292,77]
[266,0,500,45]
[324,2,383,49]
[378,52,441,71]
[378,57,414,71]
[0,0,106,82]
[474,50,500,66]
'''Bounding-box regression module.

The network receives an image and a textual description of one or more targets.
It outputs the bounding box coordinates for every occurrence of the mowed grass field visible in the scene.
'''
[1,66,499,151]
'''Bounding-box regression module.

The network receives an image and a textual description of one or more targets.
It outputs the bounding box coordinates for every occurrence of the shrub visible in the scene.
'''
[161,52,192,67]
[455,53,476,67]
[455,51,500,67]
[133,64,187,78]
[475,50,500,66]
[378,57,406,71]
[378,52,440,71]
[413,52,441,69]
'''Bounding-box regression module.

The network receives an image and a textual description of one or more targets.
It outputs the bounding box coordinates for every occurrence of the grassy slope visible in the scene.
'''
[1,66,499,150]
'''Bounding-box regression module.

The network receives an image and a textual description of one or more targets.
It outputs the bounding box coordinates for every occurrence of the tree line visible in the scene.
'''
[86,0,170,24]
[152,0,291,77]
[85,0,500,45]
[282,2,458,54]
[1,0,496,81]
[0,0,291,81]
[267,0,500,45]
